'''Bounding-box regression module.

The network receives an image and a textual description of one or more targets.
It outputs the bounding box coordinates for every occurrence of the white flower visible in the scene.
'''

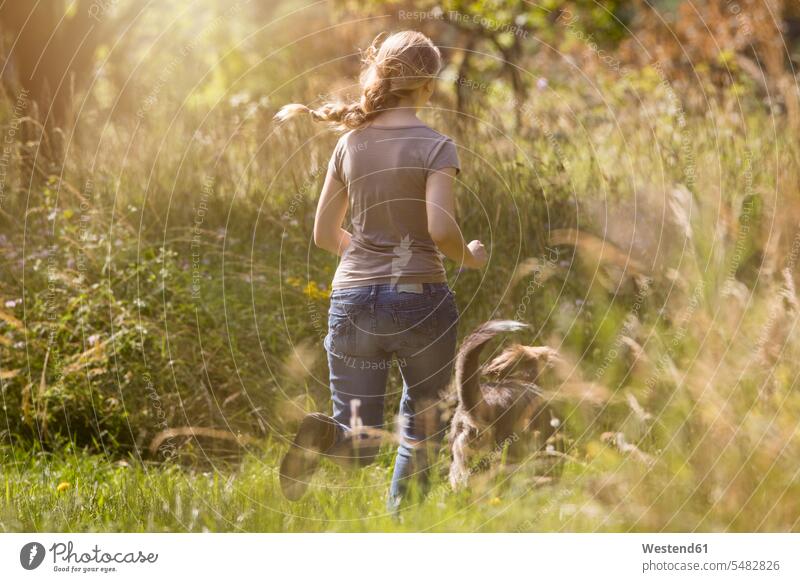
[550,417,561,428]
[228,92,250,107]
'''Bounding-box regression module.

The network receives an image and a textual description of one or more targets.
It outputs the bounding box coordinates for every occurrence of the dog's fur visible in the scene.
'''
[448,320,559,489]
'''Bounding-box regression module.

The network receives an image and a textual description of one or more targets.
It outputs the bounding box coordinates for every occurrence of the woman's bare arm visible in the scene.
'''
[426,167,487,269]
[313,167,351,256]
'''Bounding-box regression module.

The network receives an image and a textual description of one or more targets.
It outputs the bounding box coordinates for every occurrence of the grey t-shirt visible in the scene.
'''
[327,123,461,289]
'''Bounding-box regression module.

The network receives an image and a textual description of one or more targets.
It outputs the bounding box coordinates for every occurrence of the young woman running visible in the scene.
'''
[275,30,487,509]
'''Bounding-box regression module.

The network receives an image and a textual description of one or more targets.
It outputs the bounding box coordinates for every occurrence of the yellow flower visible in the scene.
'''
[286,276,330,301]
[302,281,330,301]
[56,481,70,493]
[489,496,501,506]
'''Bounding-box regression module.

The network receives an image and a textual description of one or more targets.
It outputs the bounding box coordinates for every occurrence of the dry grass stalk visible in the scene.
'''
[148,426,256,455]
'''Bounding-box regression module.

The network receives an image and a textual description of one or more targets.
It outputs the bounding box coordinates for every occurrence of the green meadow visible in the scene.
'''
[1,1,799,532]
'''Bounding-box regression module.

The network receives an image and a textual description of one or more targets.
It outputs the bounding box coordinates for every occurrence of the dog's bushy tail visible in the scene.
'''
[455,320,529,417]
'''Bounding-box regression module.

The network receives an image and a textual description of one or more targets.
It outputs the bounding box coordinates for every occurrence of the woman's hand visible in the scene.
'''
[465,239,488,269]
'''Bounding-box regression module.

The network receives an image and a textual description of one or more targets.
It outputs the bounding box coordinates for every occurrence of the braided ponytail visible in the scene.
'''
[274,31,442,131]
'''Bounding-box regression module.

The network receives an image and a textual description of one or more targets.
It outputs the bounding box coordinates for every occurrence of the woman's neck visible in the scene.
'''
[371,106,422,127]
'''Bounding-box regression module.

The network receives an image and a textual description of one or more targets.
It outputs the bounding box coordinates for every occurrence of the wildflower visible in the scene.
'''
[550,417,561,428]
[489,496,502,506]
[56,482,70,493]
[537,77,548,90]
[302,281,330,301]
[228,92,250,107]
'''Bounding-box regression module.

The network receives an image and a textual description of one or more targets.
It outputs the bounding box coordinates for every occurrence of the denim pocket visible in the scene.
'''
[395,305,439,348]
[325,307,356,357]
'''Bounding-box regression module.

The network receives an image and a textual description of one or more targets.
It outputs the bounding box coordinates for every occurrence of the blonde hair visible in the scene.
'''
[274,31,442,131]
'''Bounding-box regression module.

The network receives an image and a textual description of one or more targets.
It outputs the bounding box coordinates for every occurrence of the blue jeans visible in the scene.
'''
[323,282,459,508]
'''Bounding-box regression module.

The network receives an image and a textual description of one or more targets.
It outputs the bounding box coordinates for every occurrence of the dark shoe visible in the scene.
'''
[279,413,339,501]
[326,432,383,468]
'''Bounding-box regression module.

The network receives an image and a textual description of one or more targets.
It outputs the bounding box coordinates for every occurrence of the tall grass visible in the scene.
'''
[1,4,799,531]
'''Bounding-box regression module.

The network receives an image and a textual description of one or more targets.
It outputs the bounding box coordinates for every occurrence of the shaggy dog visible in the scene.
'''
[448,320,560,489]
